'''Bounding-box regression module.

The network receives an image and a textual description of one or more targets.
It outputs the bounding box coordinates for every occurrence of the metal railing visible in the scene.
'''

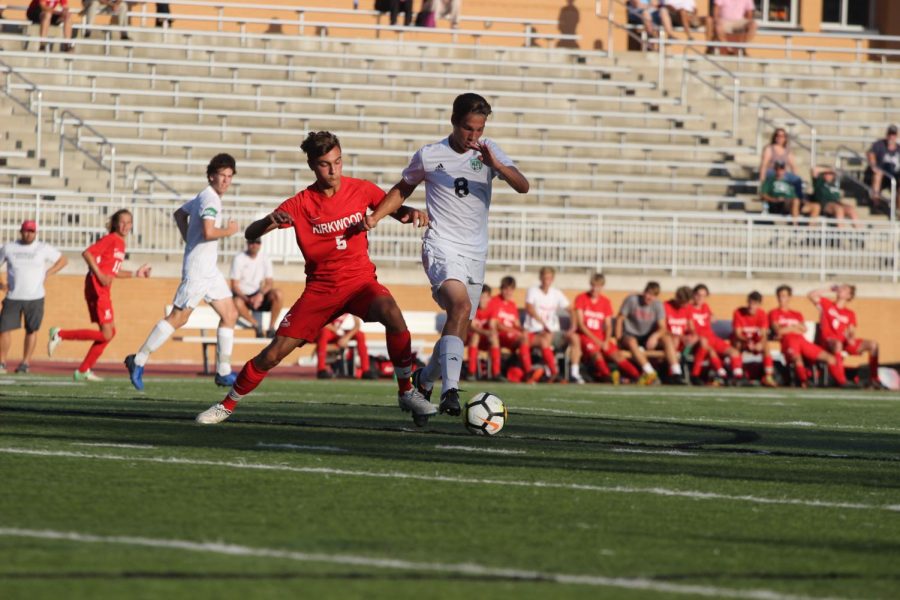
[835,144,896,223]
[679,47,742,134]
[131,165,183,200]
[0,57,42,160]
[56,110,117,199]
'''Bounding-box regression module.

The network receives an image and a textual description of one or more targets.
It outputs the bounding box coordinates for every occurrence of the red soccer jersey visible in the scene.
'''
[488,296,520,329]
[688,302,715,338]
[574,292,612,340]
[277,177,384,286]
[472,306,491,331]
[732,307,768,342]
[769,308,806,343]
[85,232,125,294]
[664,300,691,336]
[816,297,856,342]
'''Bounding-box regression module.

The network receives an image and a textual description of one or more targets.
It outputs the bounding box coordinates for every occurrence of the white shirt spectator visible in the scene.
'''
[0,240,63,300]
[229,250,274,296]
[524,286,570,333]
[665,0,696,10]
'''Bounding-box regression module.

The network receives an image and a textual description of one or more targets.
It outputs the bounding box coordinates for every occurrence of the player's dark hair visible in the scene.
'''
[748,291,763,303]
[693,283,709,295]
[451,93,492,125]
[108,209,132,233]
[770,127,789,147]
[776,284,792,297]
[500,276,516,290]
[301,131,341,162]
[644,281,660,295]
[674,286,692,305]
[207,153,236,178]
[846,284,857,300]
[590,273,605,285]
[481,284,492,295]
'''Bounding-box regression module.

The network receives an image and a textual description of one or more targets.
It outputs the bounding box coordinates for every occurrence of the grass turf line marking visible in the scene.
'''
[3,446,897,513]
[611,448,697,457]
[0,528,848,600]
[434,444,527,455]
[256,442,346,453]
[71,442,156,449]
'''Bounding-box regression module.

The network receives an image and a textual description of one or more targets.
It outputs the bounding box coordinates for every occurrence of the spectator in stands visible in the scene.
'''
[688,283,743,385]
[759,128,803,200]
[865,125,900,215]
[660,0,700,40]
[731,291,776,387]
[615,281,679,385]
[760,160,820,224]
[415,0,437,28]
[808,285,883,389]
[525,266,580,383]
[709,0,756,55]
[155,3,172,28]
[811,166,861,229]
[316,314,375,380]
[388,0,413,26]
[83,0,131,40]
[229,238,284,338]
[466,285,502,381]
[437,0,461,28]
[26,0,74,52]
[627,0,661,45]
[0,220,68,374]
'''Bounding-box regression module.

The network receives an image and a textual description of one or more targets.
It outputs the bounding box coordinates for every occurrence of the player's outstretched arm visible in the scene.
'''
[474,142,529,194]
[389,205,429,228]
[364,180,417,230]
[245,211,292,240]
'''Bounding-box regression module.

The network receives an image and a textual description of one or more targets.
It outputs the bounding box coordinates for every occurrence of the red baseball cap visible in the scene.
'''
[20,220,37,232]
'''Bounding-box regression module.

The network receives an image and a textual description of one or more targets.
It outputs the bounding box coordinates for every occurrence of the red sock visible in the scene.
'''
[467,346,478,376]
[829,356,847,386]
[356,334,370,372]
[709,353,723,372]
[223,359,269,411]
[315,332,331,371]
[78,340,110,372]
[795,363,808,384]
[490,347,501,376]
[617,359,640,379]
[386,330,412,393]
[763,353,774,373]
[541,347,557,376]
[692,346,707,377]
[869,352,880,379]
[731,353,743,373]
[60,329,106,342]
[594,357,610,377]
[519,344,533,371]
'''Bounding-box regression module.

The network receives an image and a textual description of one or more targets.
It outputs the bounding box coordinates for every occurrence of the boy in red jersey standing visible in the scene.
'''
[687,284,743,385]
[573,273,639,384]
[487,276,541,383]
[466,285,502,381]
[196,132,434,425]
[731,291,776,387]
[808,284,882,389]
[48,210,150,381]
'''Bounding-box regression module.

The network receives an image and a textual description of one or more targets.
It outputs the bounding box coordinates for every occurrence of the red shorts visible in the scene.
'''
[782,337,826,362]
[579,334,616,357]
[86,286,114,325]
[701,334,731,355]
[498,330,525,350]
[821,336,863,355]
[467,332,493,351]
[278,278,393,341]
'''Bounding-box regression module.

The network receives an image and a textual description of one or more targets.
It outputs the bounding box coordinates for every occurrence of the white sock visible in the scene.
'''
[642,362,655,375]
[717,367,728,378]
[135,320,175,366]
[439,335,465,392]
[216,327,234,376]
[733,367,744,378]
[421,340,440,388]
[570,364,581,378]
[670,363,683,376]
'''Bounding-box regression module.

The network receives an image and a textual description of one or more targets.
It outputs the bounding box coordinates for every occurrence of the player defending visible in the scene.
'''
[48,210,151,381]
[125,154,241,390]
[363,93,529,415]
[196,131,434,425]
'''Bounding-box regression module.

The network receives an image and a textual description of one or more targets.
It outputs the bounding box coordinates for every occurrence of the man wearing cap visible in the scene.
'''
[229,237,283,338]
[760,160,819,223]
[811,166,860,229]
[0,220,68,373]
[865,125,900,213]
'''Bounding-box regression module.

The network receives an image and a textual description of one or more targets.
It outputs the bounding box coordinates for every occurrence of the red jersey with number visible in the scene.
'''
[732,307,768,342]
[84,233,125,295]
[487,296,520,329]
[769,308,806,343]
[664,301,691,336]
[688,303,715,338]
[574,292,612,340]
[816,298,855,342]
[277,177,385,286]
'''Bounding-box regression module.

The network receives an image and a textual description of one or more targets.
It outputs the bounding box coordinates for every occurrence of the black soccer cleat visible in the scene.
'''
[439,388,461,416]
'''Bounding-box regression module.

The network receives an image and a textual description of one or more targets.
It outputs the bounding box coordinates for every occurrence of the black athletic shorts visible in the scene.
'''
[0,298,45,333]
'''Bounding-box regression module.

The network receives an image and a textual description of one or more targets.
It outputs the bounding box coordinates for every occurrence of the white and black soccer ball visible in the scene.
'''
[463,392,507,436]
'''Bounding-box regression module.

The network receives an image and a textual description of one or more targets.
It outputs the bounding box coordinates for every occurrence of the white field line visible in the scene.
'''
[0,527,849,600]
[546,388,900,402]
[2,446,897,513]
[611,449,697,457]
[256,442,346,453]
[71,442,156,450]
[434,444,527,455]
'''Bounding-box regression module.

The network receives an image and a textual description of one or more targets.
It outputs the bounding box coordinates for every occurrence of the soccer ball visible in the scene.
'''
[463,392,507,436]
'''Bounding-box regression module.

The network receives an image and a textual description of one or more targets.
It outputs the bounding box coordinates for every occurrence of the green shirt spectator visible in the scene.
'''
[813,172,841,206]
[760,175,797,201]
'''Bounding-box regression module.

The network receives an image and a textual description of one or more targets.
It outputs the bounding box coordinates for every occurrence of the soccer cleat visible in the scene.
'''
[868,378,887,391]
[48,326,62,357]
[15,363,29,374]
[761,374,777,388]
[637,371,658,386]
[398,387,438,426]
[610,370,621,386]
[317,369,335,379]
[569,373,586,384]
[214,372,237,387]
[490,373,507,383]
[526,368,545,384]
[124,354,144,391]
[360,370,378,380]
[73,369,104,382]
[411,368,432,402]
[439,388,461,416]
[195,402,233,424]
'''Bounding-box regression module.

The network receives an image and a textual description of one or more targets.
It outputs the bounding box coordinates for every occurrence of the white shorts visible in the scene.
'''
[172,272,232,310]
[422,241,485,320]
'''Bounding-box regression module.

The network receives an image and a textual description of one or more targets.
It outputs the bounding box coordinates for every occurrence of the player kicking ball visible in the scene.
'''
[196,131,434,425]
[363,93,530,416]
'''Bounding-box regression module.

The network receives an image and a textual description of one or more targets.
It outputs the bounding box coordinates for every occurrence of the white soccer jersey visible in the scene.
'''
[524,285,570,333]
[229,251,274,296]
[180,186,223,280]
[402,137,515,258]
[0,240,62,300]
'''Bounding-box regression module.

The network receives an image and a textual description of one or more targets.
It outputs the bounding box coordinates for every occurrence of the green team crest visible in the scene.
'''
[469,157,483,172]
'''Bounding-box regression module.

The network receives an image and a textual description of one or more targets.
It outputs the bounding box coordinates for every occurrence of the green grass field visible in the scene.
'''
[1,374,898,599]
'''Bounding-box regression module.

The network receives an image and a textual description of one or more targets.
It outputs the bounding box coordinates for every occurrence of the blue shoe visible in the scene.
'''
[215,372,237,387]
[124,354,144,391]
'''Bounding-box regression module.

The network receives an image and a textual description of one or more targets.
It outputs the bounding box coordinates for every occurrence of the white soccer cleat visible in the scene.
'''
[48,327,61,357]
[73,369,104,382]
[195,403,233,425]
[398,387,437,426]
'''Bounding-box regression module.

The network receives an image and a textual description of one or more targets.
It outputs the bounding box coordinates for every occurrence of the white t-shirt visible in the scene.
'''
[402,136,515,259]
[0,240,62,300]
[180,186,224,280]
[665,0,696,11]
[524,285,570,333]
[229,251,274,296]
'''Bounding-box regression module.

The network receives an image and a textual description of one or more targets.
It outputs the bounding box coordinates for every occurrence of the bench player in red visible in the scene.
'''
[808,284,883,389]
[661,286,692,384]
[769,284,845,388]
[687,284,743,385]
[731,291,776,387]
[315,314,375,380]
[195,131,434,425]
[487,276,541,383]
[573,273,639,384]
[48,209,150,381]
[466,285,502,381]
